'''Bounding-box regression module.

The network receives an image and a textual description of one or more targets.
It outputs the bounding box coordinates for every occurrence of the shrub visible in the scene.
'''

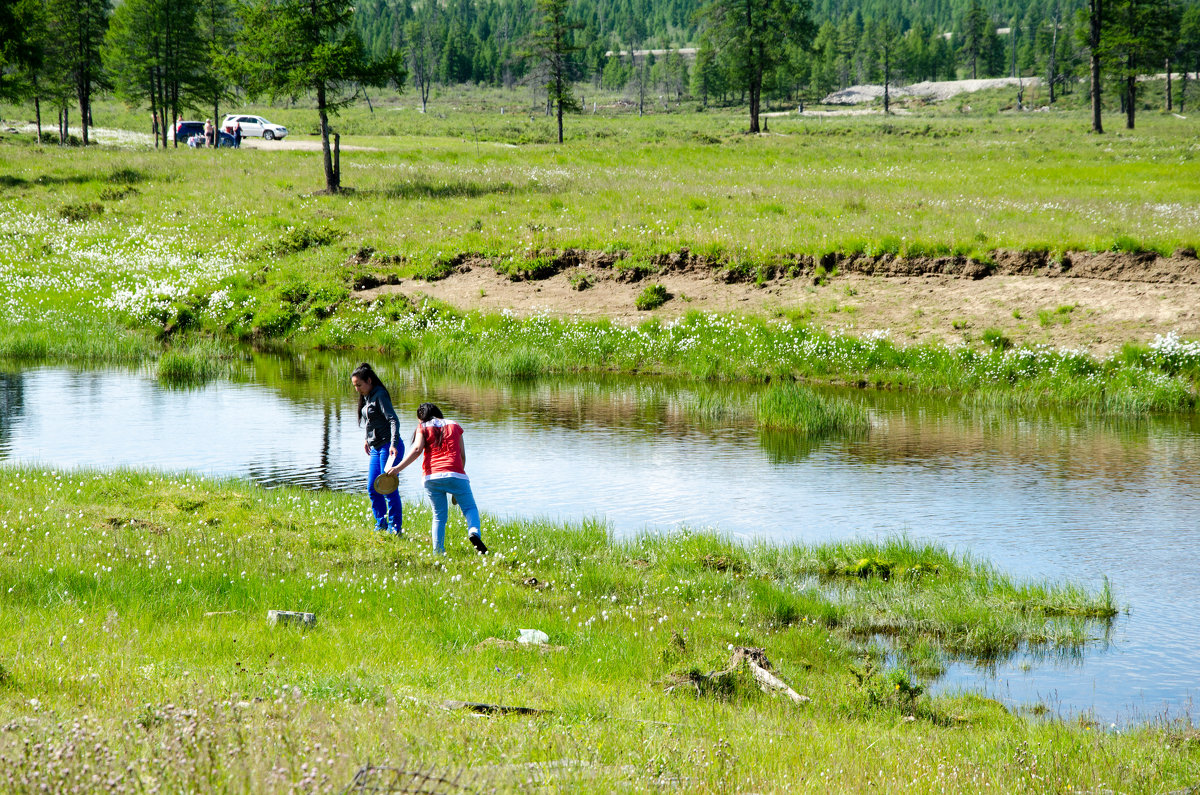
[268,225,343,255]
[982,328,1012,350]
[635,283,670,311]
[252,302,300,337]
[59,201,103,222]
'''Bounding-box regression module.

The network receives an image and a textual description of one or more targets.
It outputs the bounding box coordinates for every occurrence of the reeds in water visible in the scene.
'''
[753,383,870,435]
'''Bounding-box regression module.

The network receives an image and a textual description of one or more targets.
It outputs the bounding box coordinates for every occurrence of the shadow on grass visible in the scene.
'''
[0,167,148,190]
[372,177,546,200]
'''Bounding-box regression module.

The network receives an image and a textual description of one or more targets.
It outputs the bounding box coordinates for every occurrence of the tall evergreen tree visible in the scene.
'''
[690,32,722,104]
[197,0,237,140]
[1083,0,1104,131]
[525,0,583,143]
[869,17,903,111]
[700,0,814,132]
[1179,3,1200,111]
[104,0,205,148]
[961,0,988,78]
[1102,0,1174,128]
[48,0,111,145]
[405,9,440,111]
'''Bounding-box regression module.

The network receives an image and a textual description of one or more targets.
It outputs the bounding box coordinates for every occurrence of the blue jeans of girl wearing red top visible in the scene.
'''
[425,475,480,554]
[368,443,403,533]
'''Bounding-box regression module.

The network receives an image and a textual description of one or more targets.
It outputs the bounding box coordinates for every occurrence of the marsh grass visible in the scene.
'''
[0,467,1177,792]
[753,383,870,435]
[155,337,243,386]
[308,309,1198,414]
[0,320,157,363]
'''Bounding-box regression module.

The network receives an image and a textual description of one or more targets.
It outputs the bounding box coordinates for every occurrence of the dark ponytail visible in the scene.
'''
[417,402,445,447]
[352,362,387,425]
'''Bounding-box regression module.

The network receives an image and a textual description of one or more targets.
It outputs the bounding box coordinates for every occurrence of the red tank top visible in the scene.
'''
[420,421,466,478]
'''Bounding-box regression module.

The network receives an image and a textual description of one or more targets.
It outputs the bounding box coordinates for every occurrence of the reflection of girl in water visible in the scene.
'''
[388,402,486,555]
[350,363,403,534]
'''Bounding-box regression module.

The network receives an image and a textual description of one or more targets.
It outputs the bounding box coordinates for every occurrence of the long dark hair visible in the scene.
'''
[352,362,387,425]
[417,402,445,446]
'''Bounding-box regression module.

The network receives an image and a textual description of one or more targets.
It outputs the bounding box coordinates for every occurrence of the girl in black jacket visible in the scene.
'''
[351,363,404,533]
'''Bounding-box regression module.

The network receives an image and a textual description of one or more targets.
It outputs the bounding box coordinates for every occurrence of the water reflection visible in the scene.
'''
[0,371,23,448]
[1,356,1199,725]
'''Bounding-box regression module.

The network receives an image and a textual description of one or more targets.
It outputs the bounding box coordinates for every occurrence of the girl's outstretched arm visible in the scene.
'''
[387,428,424,475]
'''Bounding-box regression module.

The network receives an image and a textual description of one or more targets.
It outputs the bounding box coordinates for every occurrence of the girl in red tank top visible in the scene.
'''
[387,403,486,555]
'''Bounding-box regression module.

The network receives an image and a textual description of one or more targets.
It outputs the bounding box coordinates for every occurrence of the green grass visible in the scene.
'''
[752,383,869,435]
[2,100,1200,411]
[2,466,1189,793]
[154,337,243,386]
[635,283,670,311]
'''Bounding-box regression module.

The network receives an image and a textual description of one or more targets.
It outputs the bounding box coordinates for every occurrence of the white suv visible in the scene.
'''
[220,114,288,140]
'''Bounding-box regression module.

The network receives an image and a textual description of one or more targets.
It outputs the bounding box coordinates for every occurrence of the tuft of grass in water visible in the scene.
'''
[753,383,869,435]
[155,338,239,386]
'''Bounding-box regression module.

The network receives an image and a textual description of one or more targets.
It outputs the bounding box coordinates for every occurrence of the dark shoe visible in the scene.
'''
[387,519,403,538]
[469,533,487,555]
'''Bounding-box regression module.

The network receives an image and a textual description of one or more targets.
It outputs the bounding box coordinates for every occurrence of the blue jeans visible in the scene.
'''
[367,443,403,530]
[425,476,480,554]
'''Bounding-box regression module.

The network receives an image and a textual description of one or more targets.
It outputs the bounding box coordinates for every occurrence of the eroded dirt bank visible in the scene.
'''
[351,248,1200,353]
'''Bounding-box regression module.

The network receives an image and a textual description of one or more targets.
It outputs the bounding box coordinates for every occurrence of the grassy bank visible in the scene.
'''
[3,466,1192,793]
[2,111,1200,410]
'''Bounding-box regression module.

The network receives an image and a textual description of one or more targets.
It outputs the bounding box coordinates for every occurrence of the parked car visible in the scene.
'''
[173,120,235,147]
[219,114,288,140]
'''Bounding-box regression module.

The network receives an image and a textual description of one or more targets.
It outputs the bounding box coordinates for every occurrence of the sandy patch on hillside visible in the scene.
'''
[823,77,1041,105]
[354,253,1200,354]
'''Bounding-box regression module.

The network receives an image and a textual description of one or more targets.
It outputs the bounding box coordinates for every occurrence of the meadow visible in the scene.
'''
[2,101,1200,411]
[3,94,1200,790]
[4,466,1193,794]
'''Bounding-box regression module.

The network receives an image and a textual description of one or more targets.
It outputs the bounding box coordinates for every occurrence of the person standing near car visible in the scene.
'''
[351,362,404,534]
[203,119,214,147]
[234,122,243,148]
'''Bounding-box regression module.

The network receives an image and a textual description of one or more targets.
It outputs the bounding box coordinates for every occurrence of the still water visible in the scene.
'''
[2,355,1199,726]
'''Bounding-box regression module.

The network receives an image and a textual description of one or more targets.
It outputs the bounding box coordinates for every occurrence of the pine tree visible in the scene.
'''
[48,0,111,145]
[690,33,721,105]
[525,0,582,143]
[1101,0,1175,128]
[700,0,815,132]
[104,0,206,148]
[961,0,988,78]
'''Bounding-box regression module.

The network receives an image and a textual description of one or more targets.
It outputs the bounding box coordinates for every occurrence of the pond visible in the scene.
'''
[2,353,1199,726]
